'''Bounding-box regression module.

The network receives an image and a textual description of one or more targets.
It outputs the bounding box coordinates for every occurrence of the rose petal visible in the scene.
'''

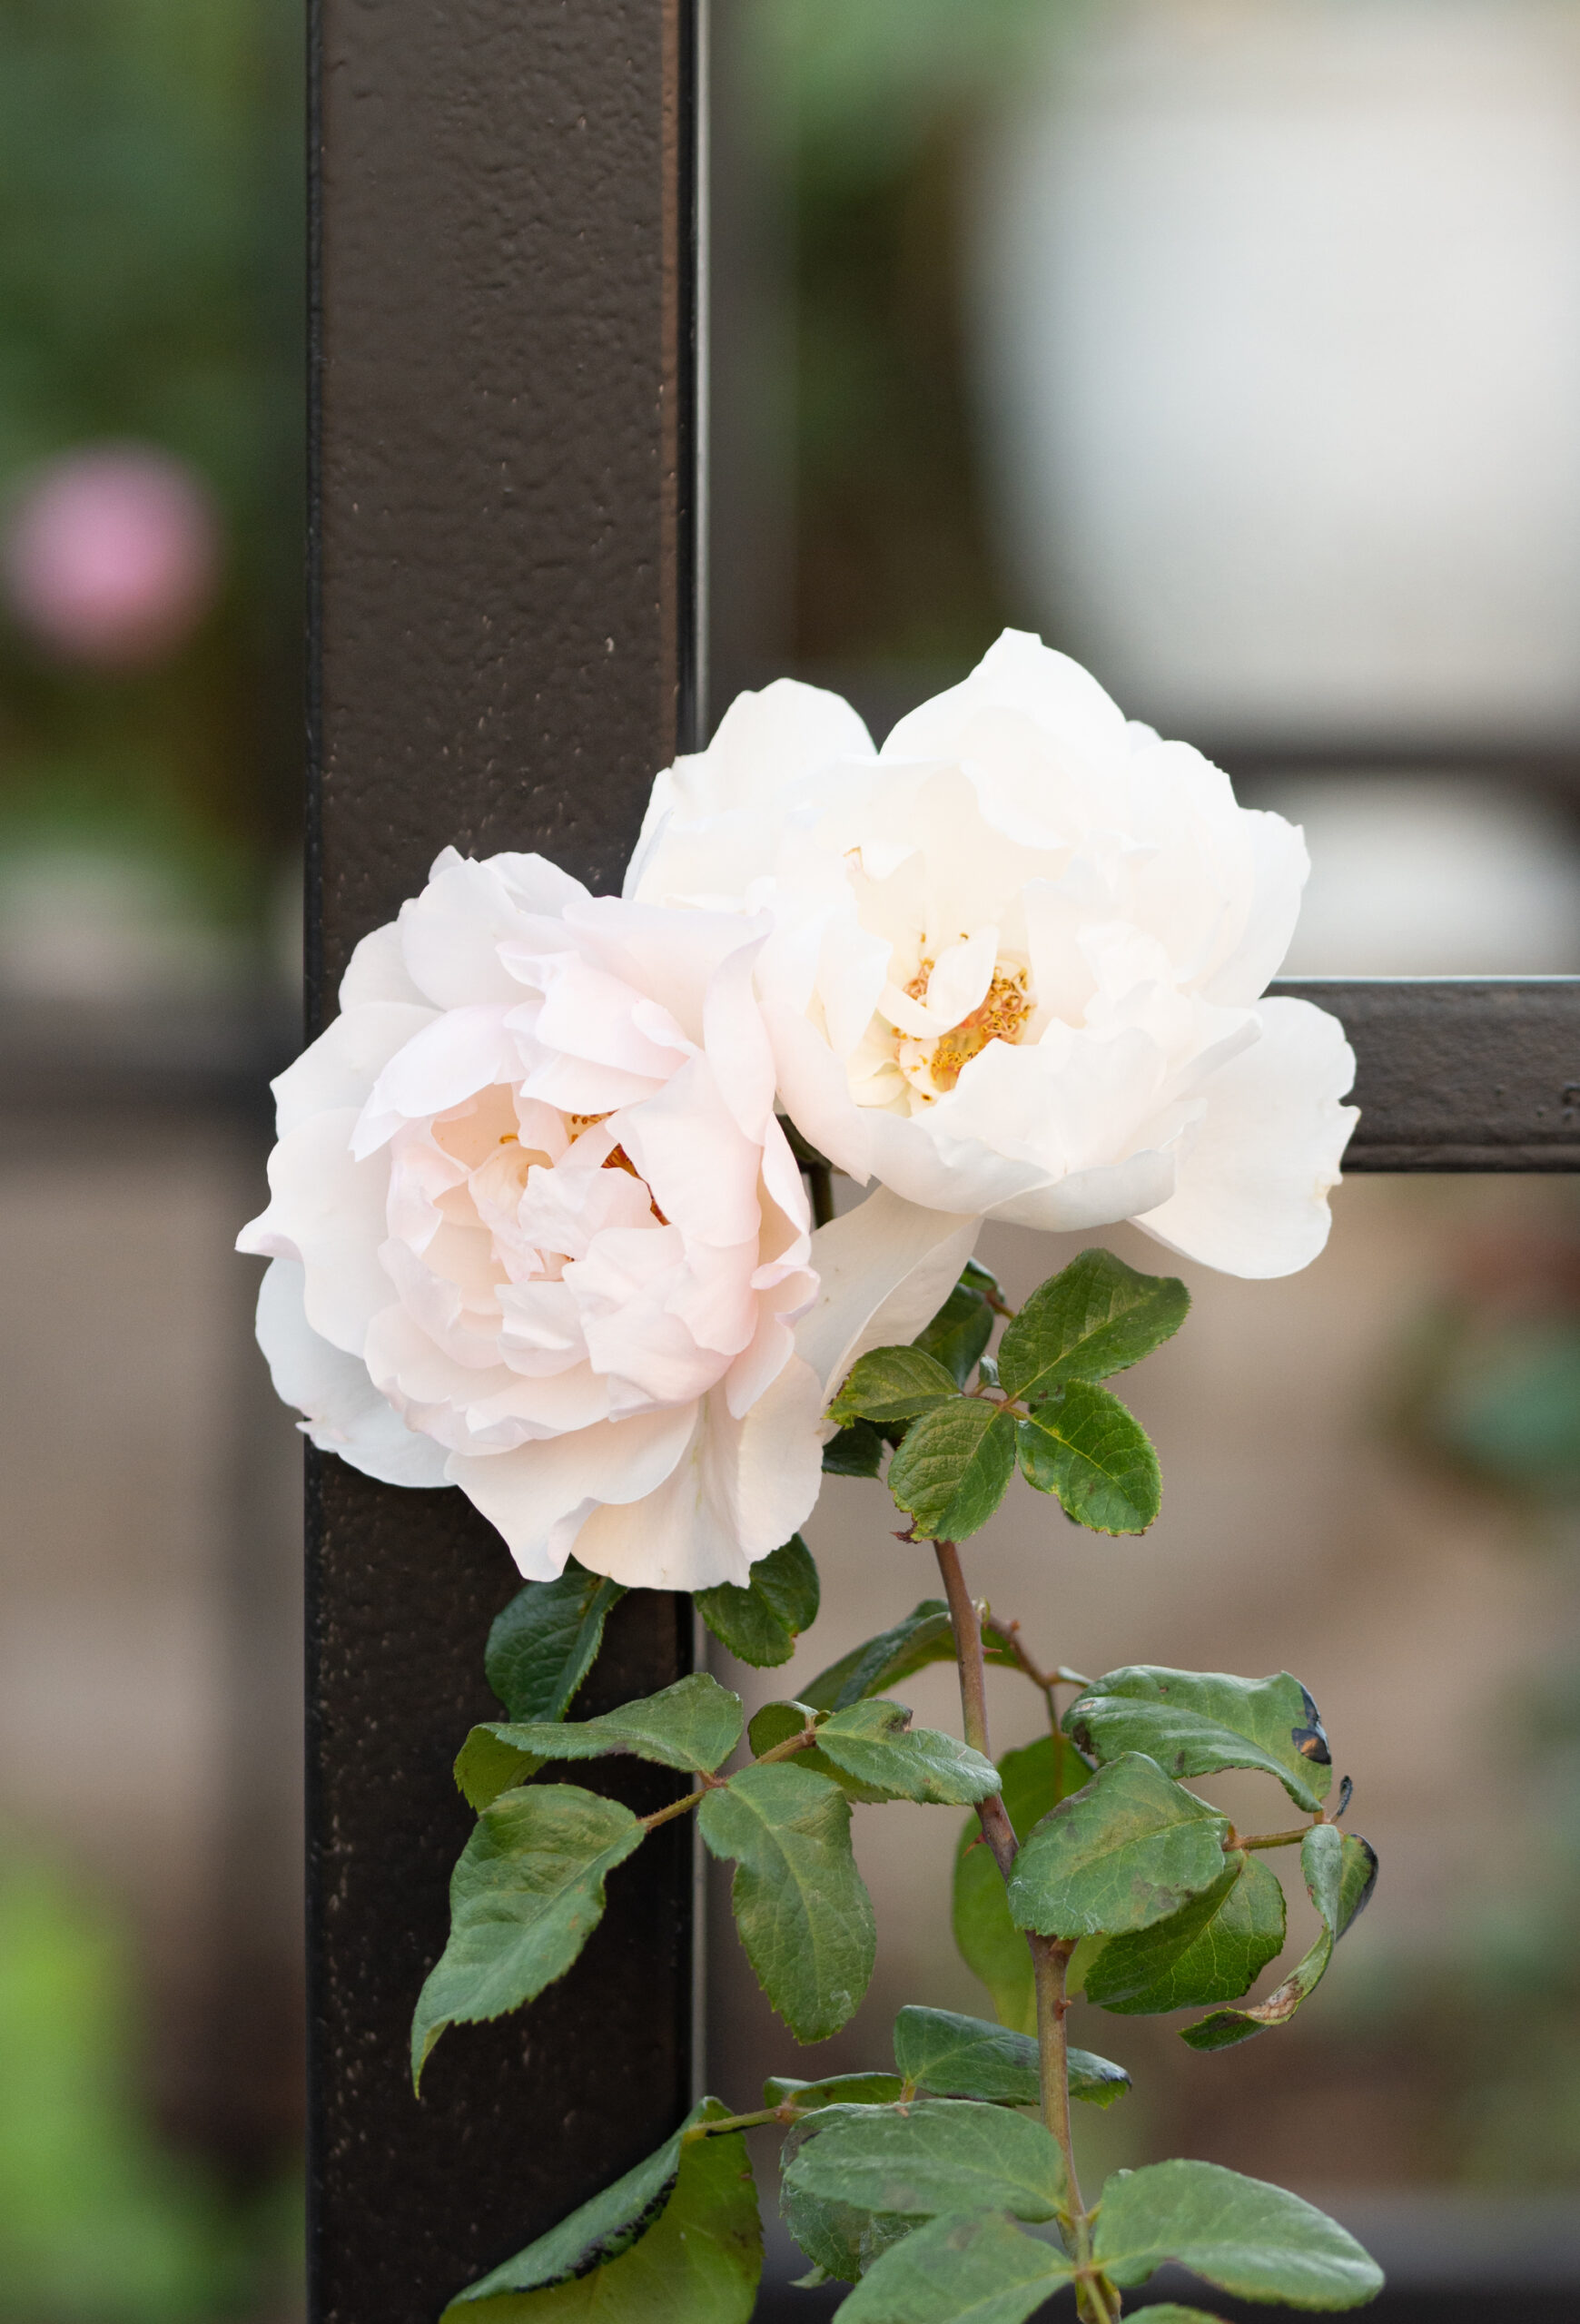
[1136,998,1358,1278]
[272,1003,437,1137]
[237,1108,392,1355]
[339,921,430,1009]
[627,677,876,903]
[354,1005,523,1156]
[445,1402,698,1581]
[398,848,587,1007]
[882,627,1129,774]
[1198,807,1310,1006]
[569,1357,825,1590]
[795,1187,981,1400]
[253,1258,448,1486]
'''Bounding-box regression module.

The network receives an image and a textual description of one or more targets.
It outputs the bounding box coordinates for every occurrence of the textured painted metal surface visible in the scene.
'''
[307,2,697,2317]
[1274,980,1580,1170]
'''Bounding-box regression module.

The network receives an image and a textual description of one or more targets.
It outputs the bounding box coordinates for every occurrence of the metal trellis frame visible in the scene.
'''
[304,5,1578,2319]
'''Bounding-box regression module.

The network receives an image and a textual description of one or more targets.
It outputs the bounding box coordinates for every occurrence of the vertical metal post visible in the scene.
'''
[306,5,699,2315]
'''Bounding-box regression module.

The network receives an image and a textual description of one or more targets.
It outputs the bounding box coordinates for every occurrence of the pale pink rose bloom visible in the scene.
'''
[238,849,975,1588]
[628,630,1358,1279]
[3,446,220,666]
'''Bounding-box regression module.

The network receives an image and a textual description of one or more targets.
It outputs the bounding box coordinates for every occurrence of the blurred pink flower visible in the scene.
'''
[3,446,221,666]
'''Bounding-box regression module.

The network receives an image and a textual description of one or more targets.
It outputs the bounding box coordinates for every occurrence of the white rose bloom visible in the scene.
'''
[627,630,1358,1278]
[238,849,976,1587]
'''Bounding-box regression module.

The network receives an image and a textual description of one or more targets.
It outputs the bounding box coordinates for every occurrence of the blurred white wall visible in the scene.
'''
[1267,773,1580,974]
[973,0,1580,747]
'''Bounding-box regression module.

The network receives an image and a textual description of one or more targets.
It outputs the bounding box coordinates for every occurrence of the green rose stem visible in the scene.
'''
[931,1541,1017,1880]
[933,1535,1120,2324]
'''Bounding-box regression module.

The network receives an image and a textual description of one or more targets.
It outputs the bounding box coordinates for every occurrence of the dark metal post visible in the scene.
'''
[306,4,700,2316]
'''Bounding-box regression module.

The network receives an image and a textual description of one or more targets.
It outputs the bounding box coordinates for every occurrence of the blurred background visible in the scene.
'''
[0,1,306,2319]
[5,0,1580,2319]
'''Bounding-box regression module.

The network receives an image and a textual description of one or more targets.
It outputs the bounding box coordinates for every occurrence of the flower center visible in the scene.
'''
[897,960,1032,1099]
[568,1112,671,1225]
[470,1103,670,1230]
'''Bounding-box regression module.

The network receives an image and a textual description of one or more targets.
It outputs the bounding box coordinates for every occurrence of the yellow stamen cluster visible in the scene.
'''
[927,972,1032,1091]
[897,960,1032,1098]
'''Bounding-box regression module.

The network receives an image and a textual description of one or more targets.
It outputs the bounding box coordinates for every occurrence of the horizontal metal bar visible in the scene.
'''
[0,997,292,1121]
[1273,979,1580,1170]
[1,982,1576,1177]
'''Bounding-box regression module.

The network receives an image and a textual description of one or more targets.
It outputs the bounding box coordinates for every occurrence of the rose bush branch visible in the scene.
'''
[236,634,1381,2321]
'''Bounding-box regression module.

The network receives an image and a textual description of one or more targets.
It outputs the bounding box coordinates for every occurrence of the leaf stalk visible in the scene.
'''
[1229,1822,1320,1852]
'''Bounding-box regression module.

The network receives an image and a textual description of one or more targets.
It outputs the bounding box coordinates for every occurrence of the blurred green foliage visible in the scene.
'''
[741,0,1084,671]
[1365,1217,1580,2182]
[0,0,301,928]
[1413,1308,1580,1497]
[0,1846,301,2320]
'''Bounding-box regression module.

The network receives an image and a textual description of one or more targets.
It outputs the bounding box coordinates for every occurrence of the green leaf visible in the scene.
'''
[1182,1826,1377,2052]
[824,1421,886,1477]
[411,1787,644,2085]
[834,2211,1072,2323]
[455,1672,744,1809]
[960,1257,1007,1304]
[1128,2310,1232,2323]
[697,1763,875,2041]
[765,2072,905,2111]
[815,1700,1002,1806]
[1016,1385,1160,1535]
[783,2100,1067,2224]
[1064,1667,1334,1815]
[997,1248,1190,1401]
[1007,1754,1230,1939]
[747,1699,817,1757]
[449,2096,709,2296]
[447,2099,762,2319]
[1085,1853,1287,2014]
[1130,2310,1232,2322]
[913,1284,995,1388]
[891,2004,1129,2109]
[747,1691,994,1812]
[486,1562,626,1723]
[745,1699,889,1806]
[453,1728,551,1816]
[952,1733,1091,2033]
[803,1600,1020,1714]
[889,1401,1017,1539]
[830,1345,963,1426]
[1069,2047,1134,2107]
[779,2140,913,2290]
[1092,2159,1384,2309]
[892,2005,1042,2103]
[694,1536,820,1669]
